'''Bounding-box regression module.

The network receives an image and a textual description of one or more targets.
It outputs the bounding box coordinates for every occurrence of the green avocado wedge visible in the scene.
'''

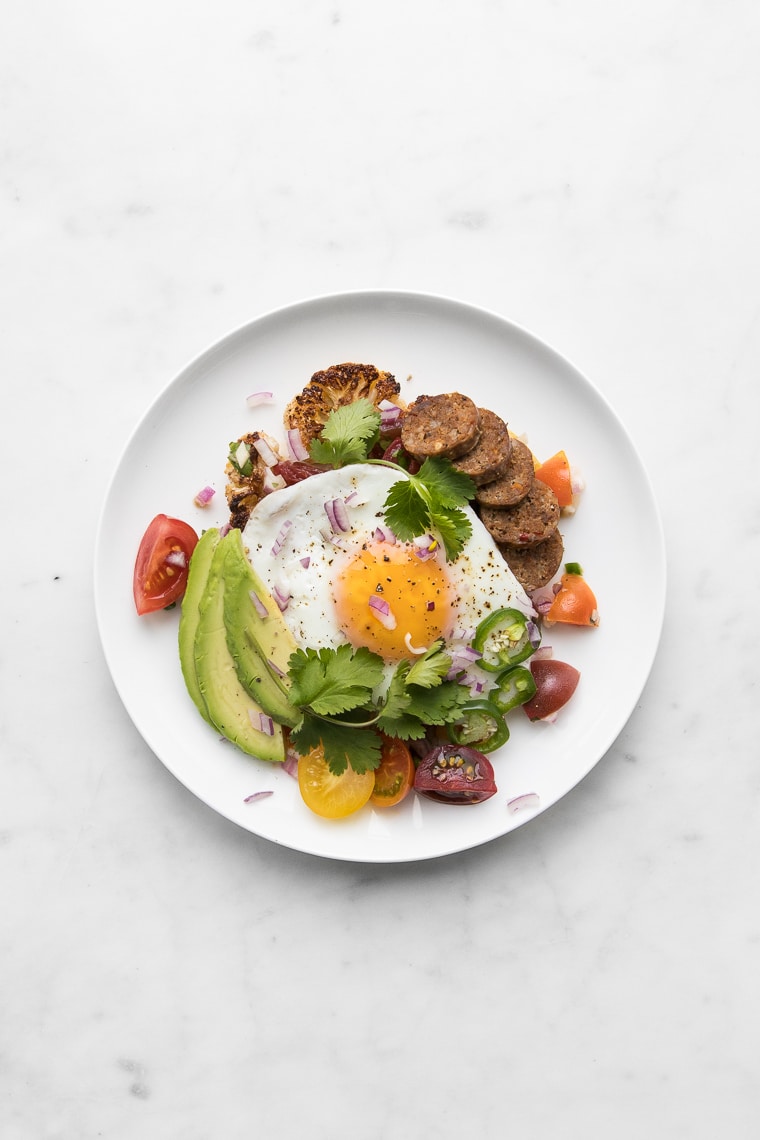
[192,532,287,762]
[221,528,301,729]
[178,527,221,724]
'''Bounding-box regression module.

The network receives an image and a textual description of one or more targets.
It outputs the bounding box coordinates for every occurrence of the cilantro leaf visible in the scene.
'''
[381,458,476,561]
[287,644,384,716]
[416,457,477,507]
[404,640,452,688]
[308,399,381,468]
[291,713,383,776]
[427,505,472,562]
[404,680,473,726]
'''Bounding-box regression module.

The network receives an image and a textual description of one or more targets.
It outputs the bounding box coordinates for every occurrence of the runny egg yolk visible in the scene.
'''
[333,542,452,661]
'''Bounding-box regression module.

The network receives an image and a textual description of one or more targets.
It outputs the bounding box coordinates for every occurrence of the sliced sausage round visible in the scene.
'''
[452,408,512,486]
[479,481,560,547]
[401,393,481,460]
[499,530,564,593]
[475,438,535,507]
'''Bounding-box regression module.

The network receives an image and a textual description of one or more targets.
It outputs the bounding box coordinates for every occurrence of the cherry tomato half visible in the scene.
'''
[523,658,580,721]
[297,745,375,819]
[414,744,497,804]
[546,572,599,627]
[534,450,573,509]
[133,514,199,615]
[370,735,414,808]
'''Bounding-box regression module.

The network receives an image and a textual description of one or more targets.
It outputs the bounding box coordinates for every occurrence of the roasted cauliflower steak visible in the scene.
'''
[284,362,401,448]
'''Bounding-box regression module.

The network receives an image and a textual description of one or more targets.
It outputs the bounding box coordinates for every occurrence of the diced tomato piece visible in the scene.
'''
[535,450,573,508]
[546,572,599,627]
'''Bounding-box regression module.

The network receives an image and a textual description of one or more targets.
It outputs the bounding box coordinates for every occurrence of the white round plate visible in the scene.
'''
[94,291,665,863]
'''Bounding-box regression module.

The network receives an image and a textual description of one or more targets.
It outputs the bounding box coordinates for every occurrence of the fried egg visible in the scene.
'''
[241,464,533,673]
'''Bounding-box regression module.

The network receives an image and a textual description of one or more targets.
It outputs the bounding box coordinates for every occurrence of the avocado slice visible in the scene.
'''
[193,533,287,762]
[221,528,301,729]
[178,527,221,724]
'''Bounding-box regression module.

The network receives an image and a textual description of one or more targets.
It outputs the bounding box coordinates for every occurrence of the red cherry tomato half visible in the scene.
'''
[370,735,415,808]
[133,514,199,615]
[414,744,497,804]
[523,658,580,721]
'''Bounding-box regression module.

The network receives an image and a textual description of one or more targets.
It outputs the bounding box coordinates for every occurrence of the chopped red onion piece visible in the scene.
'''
[413,534,438,561]
[252,435,279,467]
[194,485,216,507]
[243,790,274,803]
[324,497,350,532]
[246,391,274,408]
[532,646,554,660]
[426,600,435,611]
[373,525,396,545]
[263,468,286,493]
[250,710,275,736]
[219,522,231,538]
[507,793,541,814]
[249,589,268,619]
[286,428,309,461]
[282,750,299,778]
[300,556,311,569]
[272,584,291,612]
[271,520,293,555]
[527,620,541,649]
[378,401,402,432]
[267,658,285,678]
[166,550,187,569]
[369,594,397,629]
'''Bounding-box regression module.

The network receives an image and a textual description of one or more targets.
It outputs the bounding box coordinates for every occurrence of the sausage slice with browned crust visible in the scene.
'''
[499,530,564,593]
[401,393,481,460]
[452,408,512,486]
[479,480,560,547]
[475,437,535,507]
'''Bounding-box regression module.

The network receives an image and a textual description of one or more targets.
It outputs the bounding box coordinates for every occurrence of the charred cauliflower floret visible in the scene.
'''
[225,431,276,531]
[284,362,401,449]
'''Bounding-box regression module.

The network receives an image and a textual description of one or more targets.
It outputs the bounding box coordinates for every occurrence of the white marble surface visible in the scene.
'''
[2,1,759,1136]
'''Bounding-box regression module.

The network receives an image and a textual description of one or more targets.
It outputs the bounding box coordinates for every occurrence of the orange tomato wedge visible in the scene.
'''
[297,746,375,819]
[534,450,573,509]
[546,572,600,627]
[370,735,414,809]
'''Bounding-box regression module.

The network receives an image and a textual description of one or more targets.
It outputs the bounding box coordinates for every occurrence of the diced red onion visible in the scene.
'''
[250,711,275,736]
[249,589,268,619]
[378,401,402,432]
[300,556,311,569]
[282,750,299,778]
[571,467,585,494]
[267,658,285,678]
[286,428,309,461]
[369,594,397,630]
[530,584,556,615]
[252,435,279,467]
[507,793,541,814]
[271,520,293,556]
[263,468,286,493]
[527,620,541,649]
[219,522,231,538]
[426,601,435,611]
[373,525,396,545]
[343,490,358,505]
[246,391,274,408]
[413,534,439,561]
[532,646,554,660]
[324,497,350,532]
[194,485,216,507]
[272,584,291,612]
[243,790,274,803]
[166,550,187,569]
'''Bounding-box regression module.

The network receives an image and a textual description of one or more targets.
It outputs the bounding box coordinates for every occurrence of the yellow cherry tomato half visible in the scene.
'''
[297,746,375,819]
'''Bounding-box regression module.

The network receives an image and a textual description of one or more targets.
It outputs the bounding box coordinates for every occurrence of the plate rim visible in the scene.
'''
[94,288,667,863]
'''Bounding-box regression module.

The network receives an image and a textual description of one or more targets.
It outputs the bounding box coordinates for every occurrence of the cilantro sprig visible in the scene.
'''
[306,398,477,561]
[285,640,472,776]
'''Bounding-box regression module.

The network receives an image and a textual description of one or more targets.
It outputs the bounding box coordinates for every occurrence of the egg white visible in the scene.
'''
[241,463,533,664]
